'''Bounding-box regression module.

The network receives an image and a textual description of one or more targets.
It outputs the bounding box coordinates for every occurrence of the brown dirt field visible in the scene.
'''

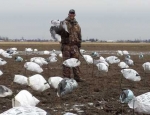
[0,42,150,115]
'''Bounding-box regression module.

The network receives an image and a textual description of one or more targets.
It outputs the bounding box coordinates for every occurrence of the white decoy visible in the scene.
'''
[48,76,63,89]
[30,57,48,66]
[117,50,123,56]
[25,48,33,52]
[50,52,57,57]
[83,55,93,64]
[1,106,50,115]
[121,69,141,81]
[1,51,12,58]
[10,47,17,51]
[105,56,120,64]
[63,58,80,68]
[47,56,58,63]
[120,89,150,114]
[57,78,78,97]
[99,56,105,61]
[123,50,129,55]
[96,63,108,73]
[0,58,7,66]
[94,56,109,67]
[6,48,18,55]
[142,62,150,73]
[12,90,40,107]
[34,49,38,52]
[0,70,3,76]
[14,75,28,85]
[43,50,50,55]
[24,62,43,73]
[125,58,134,66]
[0,49,5,54]
[28,74,50,92]
[0,85,13,97]
[80,49,86,54]
[118,62,129,69]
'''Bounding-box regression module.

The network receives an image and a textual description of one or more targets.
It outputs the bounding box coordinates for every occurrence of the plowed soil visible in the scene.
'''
[0,42,150,115]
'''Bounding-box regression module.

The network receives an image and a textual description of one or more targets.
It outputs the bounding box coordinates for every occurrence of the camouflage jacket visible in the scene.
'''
[57,17,82,47]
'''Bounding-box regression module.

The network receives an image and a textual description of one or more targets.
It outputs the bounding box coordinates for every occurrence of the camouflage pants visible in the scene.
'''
[62,44,81,80]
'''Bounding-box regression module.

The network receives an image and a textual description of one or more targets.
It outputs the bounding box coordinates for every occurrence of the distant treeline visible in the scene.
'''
[0,36,150,43]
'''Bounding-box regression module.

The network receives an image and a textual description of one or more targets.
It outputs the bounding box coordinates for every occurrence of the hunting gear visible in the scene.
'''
[50,9,83,82]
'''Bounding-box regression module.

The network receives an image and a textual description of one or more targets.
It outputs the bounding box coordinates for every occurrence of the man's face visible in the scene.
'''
[69,12,75,20]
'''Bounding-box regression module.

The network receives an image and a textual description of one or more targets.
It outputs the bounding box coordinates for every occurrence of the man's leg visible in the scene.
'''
[62,45,71,78]
[71,45,83,82]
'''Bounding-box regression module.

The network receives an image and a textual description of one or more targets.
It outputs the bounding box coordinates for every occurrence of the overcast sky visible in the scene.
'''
[0,0,150,40]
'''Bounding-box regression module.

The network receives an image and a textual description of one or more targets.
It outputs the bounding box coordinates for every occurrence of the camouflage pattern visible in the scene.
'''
[54,16,82,80]
[62,44,81,80]
[57,17,82,48]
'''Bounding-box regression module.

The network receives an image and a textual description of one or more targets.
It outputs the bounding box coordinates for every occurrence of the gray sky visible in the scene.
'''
[0,0,150,40]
